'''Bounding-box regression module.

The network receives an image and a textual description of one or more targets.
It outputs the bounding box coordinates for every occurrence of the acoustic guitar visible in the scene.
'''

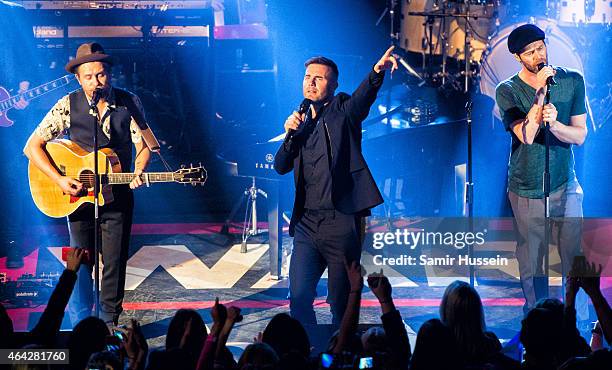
[29,140,207,218]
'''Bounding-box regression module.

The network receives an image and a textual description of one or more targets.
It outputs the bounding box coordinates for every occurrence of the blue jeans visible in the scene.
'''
[289,209,362,329]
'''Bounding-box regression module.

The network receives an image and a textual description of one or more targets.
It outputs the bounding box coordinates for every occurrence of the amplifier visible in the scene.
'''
[0,272,60,307]
[66,25,210,38]
[33,25,210,49]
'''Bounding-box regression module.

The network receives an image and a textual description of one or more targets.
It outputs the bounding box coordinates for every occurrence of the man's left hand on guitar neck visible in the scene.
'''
[130,139,151,189]
[130,168,145,190]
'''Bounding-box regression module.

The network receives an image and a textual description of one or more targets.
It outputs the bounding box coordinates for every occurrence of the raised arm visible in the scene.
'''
[367,271,411,368]
[29,248,84,345]
[341,46,397,124]
[214,305,241,368]
[124,319,148,370]
[333,260,363,354]
[577,261,612,343]
[196,297,226,370]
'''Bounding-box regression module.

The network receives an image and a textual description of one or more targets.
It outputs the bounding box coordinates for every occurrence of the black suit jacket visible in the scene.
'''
[274,69,385,236]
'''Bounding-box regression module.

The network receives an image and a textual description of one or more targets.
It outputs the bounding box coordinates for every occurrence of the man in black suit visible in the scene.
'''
[274,46,397,328]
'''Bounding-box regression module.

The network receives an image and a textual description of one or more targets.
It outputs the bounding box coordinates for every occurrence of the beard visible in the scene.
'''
[521,53,548,74]
[524,62,540,74]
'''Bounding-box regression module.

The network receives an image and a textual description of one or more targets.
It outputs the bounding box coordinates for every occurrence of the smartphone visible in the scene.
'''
[111,325,128,342]
[61,247,91,264]
[105,334,121,354]
[358,357,373,369]
[113,329,125,342]
[320,353,334,368]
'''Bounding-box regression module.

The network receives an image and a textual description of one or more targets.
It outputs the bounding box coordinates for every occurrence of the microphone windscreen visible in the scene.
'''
[298,98,313,114]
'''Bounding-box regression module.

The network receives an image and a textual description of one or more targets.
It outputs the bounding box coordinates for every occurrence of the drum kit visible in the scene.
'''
[396,0,611,107]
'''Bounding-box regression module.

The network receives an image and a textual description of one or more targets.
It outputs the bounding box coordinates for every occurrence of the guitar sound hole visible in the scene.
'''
[79,170,95,188]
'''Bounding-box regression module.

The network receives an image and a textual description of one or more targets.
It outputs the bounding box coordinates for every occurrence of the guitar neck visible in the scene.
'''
[0,75,74,112]
[107,172,175,184]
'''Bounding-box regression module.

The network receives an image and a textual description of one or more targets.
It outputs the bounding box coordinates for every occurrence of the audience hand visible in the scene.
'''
[345,260,364,292]
[367,269,393,304]
[125,319,148,369]
[66,248,85,272]
[227,306,243,323]
[577,260,603,298]
[211,297,227,324]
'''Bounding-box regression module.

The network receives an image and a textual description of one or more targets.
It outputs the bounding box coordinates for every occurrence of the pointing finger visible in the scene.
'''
[383,45,395,57]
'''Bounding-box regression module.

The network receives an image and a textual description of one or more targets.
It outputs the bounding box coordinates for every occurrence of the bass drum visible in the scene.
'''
[479,18,584,119]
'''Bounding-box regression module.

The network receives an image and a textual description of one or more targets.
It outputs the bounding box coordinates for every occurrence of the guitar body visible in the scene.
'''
[29,139,207,218]
[0,85,14,127]
[28,140,122,218]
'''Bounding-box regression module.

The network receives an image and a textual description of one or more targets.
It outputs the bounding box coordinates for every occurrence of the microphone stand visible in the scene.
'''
[465,100,475,286]
[543,86,552,298]
[89,92,102,319]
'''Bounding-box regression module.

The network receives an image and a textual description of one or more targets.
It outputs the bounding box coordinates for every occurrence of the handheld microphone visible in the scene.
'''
[90,88,107,108]
[284,98,313,144]
[537,63,557,86]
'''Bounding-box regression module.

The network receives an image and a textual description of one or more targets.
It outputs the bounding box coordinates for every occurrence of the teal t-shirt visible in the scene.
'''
[495,67,586,198]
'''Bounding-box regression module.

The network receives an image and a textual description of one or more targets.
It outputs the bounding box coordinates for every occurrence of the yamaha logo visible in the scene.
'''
[265,153,274,163]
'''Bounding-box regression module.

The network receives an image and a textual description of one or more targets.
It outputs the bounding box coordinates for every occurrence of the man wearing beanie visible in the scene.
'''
[495,24,587,313]
[24,42,152,327]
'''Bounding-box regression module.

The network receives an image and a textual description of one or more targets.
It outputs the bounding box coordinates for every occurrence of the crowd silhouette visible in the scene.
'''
[1,250,610,369]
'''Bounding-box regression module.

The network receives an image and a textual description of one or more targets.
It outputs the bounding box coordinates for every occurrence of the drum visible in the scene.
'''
[447,9,495,61]
[479,18,585,119]
[444,0,501,61]
[557,0,612,25]
[400,0,444,54]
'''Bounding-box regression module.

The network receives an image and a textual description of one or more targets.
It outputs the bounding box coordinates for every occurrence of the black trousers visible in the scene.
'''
[289,209,362,329]
[67,187,133,326]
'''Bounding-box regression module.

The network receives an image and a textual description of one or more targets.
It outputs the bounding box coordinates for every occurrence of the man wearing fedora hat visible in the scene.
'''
[24,42,152,326]
[495,24,588,313]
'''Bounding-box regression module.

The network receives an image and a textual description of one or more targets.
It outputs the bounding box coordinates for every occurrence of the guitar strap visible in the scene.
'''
[119,91,161,153]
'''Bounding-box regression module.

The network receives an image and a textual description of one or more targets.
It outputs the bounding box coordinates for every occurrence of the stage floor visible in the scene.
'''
[6,217,605,355]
